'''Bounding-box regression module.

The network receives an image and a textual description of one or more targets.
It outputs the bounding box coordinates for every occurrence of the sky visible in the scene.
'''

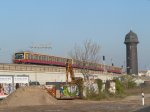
[0,0,150,71]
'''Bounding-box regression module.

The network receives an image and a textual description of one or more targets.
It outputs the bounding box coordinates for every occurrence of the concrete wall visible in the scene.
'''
[0,70,119,85]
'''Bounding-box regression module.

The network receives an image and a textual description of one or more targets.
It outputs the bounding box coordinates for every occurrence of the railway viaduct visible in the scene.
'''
[0,63,122,85]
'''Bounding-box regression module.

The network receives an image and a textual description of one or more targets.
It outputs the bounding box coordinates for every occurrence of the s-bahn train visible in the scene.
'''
[13,52,122,74]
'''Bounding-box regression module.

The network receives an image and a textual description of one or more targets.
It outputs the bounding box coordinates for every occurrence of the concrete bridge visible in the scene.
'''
[0,63,122,85]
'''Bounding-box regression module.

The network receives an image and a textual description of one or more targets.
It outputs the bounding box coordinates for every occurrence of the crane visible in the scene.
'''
[65,59,75,83]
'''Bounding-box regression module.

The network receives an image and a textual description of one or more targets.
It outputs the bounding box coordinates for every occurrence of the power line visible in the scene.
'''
[30,43,52,49]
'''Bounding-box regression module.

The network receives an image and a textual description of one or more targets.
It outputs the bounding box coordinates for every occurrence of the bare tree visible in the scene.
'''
[69,39,101,80]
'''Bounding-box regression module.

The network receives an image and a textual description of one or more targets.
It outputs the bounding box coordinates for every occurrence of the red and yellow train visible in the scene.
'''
[13,52,122,74]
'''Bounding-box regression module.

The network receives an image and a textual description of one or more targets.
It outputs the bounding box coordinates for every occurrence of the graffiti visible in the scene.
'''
[0,83,13,96]
[0,75,29,99]
[60,84,79,98]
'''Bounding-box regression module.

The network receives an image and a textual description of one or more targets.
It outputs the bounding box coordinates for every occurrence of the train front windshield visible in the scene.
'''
[15,53,24,59]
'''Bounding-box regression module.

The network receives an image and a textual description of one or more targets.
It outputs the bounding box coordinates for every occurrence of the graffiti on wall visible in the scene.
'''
[60,84,79,98]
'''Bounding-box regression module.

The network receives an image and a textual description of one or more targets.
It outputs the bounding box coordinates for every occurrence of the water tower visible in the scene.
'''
[124,30,139,75]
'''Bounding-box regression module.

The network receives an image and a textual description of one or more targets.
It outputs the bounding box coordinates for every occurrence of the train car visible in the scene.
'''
[72,59,122,74]
[72,59,99,71]
[13,52,69,67]
[13,52,122,74]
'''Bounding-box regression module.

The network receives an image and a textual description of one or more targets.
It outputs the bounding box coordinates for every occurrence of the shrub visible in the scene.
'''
[76,78,84,98]
[95,79,103,93]
[114,79,124,95]
[121,75,137,89]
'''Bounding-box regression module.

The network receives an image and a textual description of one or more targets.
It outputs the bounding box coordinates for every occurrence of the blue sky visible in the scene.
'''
[0,0,150,70]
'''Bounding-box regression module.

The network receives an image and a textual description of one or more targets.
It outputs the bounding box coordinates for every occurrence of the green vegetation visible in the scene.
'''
[85,75,139,100]
[121,75,137,89]
[95,79,103,93]
[114,78,124,95]
[76,78,84,98]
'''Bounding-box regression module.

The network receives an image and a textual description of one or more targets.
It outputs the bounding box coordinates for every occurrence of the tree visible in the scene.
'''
[69,39,101,80]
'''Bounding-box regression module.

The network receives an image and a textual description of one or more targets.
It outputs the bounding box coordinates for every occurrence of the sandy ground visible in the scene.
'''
[0,87,150,112]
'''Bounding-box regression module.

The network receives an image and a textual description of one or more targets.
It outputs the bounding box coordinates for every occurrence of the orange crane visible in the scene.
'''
[65,59,75,83]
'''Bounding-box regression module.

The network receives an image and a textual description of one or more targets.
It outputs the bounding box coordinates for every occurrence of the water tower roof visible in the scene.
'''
[124,30,139,44]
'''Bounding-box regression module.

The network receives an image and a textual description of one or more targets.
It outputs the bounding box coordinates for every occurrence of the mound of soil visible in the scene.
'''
[0,86,59,107]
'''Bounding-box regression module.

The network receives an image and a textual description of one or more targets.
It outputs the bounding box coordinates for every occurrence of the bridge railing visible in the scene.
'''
[0,64,66,73]
[0,63,120,75]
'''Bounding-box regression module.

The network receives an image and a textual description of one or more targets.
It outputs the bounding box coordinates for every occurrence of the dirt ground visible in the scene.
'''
[0,86,150,112]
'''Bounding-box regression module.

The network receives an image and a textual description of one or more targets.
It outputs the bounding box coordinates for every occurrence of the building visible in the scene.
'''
[124,30,139,75]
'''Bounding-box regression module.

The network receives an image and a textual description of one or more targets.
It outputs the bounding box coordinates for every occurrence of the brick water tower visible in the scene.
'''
[124,30,139,75]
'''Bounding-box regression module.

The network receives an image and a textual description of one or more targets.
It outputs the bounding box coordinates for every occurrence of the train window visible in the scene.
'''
[54,57,57,62]
[53,57,55,62]
[55,57,57,62]
[33,55,35,60]
[50,57,52,61]
[43,56,46,61]
[58,58,60,62]
[34,55,36,60]
[57,57,60,62]
[15,53,24,59]
[41,56,43,60]
[44,56,46,61]
[56,58,58,62]
[61,58,63,62]
[50,57,53,61]
[63,59,66,63]
[37,55,39,60]
[39,56,42,60]
[62,58,65,63]
[49,57,51,61]
[47,57,49,61]
[50,56,52,61]
[51,57,54,61]
[45,56,47,61]
[35,55,38,60]
[59,58,61,62]
[58,58,62,62]
[30,55,33,60]
[45,56,48,61]
[32,55,34,60]
[28,54,31,59]
[33,55,36,60]
[29,54,31,59]
[42,56,45,60]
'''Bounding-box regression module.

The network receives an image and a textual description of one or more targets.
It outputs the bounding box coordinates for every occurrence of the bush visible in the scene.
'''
[121,75,137,89]
[85,88,110,100]
[76,77,84,98]
[95,79,103,93]
[86,88,98,100]
[114,79,124,95]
